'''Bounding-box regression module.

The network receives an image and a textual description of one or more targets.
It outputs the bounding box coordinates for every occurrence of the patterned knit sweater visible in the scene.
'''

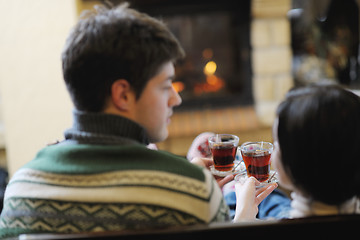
[0,111,229,238]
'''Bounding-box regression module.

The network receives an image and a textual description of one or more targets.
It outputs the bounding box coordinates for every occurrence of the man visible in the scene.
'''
[0,4,228,237]
[0,3,274,238]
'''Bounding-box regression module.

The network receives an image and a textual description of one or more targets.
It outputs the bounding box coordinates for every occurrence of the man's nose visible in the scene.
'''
[169,85,182,107]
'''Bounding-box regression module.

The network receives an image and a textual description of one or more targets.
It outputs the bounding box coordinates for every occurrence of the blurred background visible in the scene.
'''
[0,0,360,177]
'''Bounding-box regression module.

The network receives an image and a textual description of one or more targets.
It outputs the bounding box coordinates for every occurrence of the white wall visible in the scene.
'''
[0,0,77,176]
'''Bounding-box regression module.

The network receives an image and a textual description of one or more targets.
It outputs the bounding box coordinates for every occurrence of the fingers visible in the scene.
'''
[243,176,260,187]
[234,176,258,197]
[249,176,260,185]
[191,157,213,168]
[238,178,278,205]
[217,174,234,189]
[255,183,278,204]
[201,158,214,168]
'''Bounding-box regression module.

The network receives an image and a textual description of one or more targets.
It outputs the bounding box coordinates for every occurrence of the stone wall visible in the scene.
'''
[251,0,294,125]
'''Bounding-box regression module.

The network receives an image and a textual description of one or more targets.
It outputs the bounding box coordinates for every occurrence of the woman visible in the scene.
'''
[269,83,360,218]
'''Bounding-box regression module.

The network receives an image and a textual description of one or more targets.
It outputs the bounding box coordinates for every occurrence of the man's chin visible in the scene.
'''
[149,130,168,143]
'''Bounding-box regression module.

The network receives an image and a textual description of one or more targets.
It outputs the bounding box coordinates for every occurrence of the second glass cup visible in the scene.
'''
[239,141,273,182]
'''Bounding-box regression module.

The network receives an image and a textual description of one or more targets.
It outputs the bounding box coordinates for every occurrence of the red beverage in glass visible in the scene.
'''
[242,151,271,182]
[209,134,239,172]
[240,142,273,182]
[211,146,237,171]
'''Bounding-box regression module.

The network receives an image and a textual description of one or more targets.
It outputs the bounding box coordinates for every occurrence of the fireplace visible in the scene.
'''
[131,0,253,110]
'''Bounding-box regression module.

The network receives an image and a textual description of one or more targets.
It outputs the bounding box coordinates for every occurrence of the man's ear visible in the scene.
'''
[110,79,135,111]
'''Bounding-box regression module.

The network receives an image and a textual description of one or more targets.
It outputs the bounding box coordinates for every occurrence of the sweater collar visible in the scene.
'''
[64,110,150,145]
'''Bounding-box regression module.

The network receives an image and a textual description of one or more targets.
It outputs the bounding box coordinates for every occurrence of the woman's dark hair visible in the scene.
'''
[277,83,360,205]
[62,3,185,112]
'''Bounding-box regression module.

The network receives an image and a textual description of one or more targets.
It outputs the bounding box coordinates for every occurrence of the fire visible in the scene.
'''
[204,61,217,75]
[193,60,224,95]
[172,59,225,96]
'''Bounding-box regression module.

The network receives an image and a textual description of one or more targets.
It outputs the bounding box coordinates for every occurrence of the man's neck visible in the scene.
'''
[63,110,150,145]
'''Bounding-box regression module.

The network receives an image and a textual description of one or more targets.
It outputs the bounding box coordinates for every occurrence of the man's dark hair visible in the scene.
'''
[277,83,360,205]
[62,3,185,112]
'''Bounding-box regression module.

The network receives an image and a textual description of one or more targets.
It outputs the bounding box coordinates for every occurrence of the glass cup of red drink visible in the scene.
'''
[239,141,273,182]
[208,134,239,172]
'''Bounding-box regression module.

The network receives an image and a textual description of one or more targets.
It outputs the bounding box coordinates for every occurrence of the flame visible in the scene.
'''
[193,60,224,95]
[204,61,217,75]
[194,61,225,95]
[173,59,225,96]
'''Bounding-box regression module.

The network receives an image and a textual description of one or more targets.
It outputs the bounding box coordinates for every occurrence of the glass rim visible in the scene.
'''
[239,141,273,151]
[208,134,239,144]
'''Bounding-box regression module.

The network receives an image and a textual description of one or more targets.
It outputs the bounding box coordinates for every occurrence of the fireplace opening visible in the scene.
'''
[130,0,253,110]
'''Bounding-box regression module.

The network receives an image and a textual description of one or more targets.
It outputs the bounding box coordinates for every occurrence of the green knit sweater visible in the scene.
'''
[0,112,229,238]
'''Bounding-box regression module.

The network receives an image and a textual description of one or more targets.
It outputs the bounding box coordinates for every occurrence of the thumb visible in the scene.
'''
[217,174,234,189]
